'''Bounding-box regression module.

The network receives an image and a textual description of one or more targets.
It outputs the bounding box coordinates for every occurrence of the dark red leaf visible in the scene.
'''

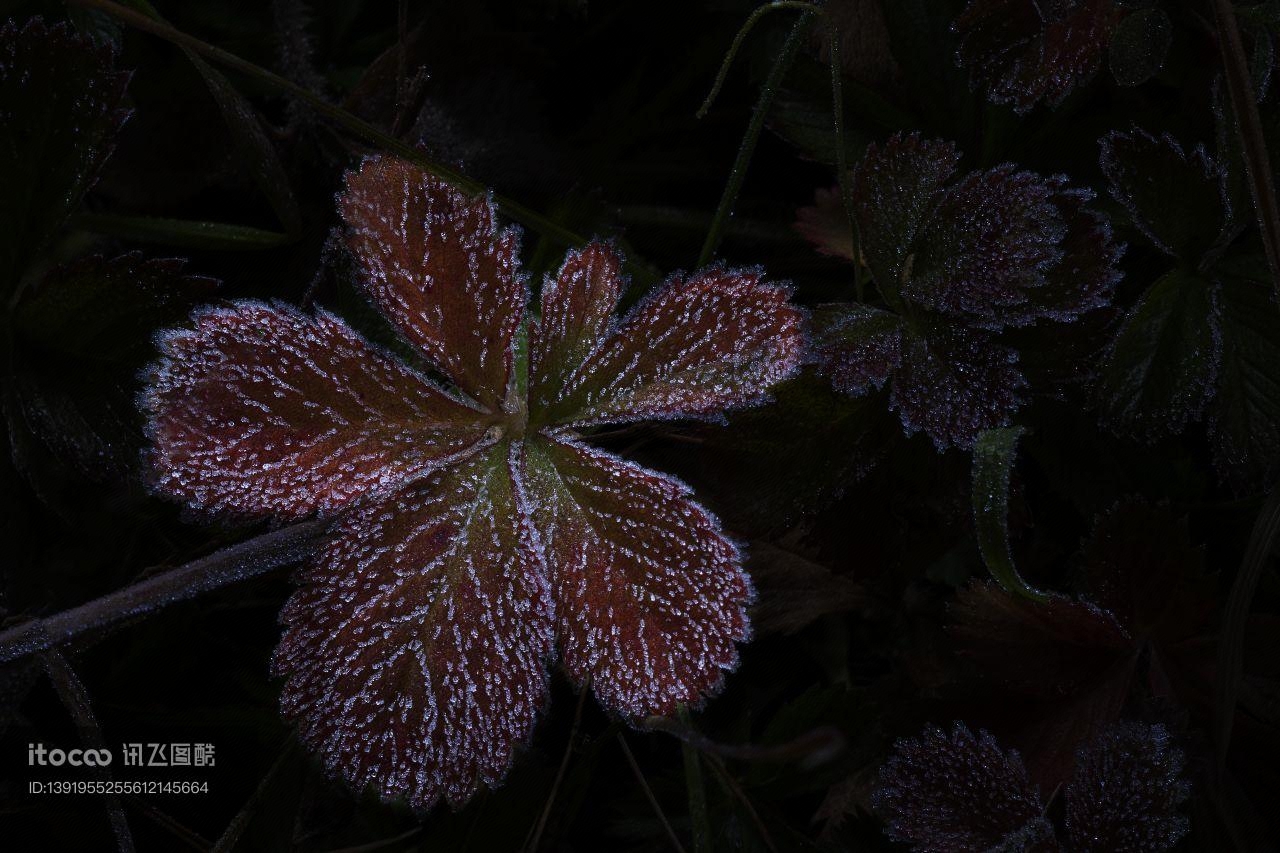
[528,241,625,415]
[529,264,803,427]
[908,165,1067,327]
[872,722,1057,852]
[810,304,904,396]
[889,327,1027,450]
[522,433,752,717]
[273,443,554,809]
[339,156,526,410]
[1063,722,1190,852]
[955,0,1122,114]
[1032,185,1125,322]
[143,301,491,520]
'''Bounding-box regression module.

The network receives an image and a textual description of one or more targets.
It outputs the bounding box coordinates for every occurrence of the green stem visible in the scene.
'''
[677,705,711,853]
[697,10,815,266]
[696,1,821,119]
[824,15,864,300]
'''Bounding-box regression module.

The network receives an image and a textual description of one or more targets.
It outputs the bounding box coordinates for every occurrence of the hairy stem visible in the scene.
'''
[697,10,815,267]
[0,520,329,664]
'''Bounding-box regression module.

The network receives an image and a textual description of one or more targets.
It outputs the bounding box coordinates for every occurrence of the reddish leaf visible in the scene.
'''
[872,722,1057,852]
[273,443,554,809]
[811,304,904,396]
[1033,185,1124,322]
[1063,722,1190,852]
[339,156,526,409]
[889,327,1027,450]
[955,0,1122,114]
[852,134,959,295]
[951,582,1132,698]
[522,433,751,717]
[794,186,857,262]
[529,242,625,414]
[530,265,803,427]
[143,301,490,520]
[908,165,1067,327]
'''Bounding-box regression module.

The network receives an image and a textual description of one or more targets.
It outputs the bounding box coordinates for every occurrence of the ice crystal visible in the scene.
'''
[798,133,1119,450]
[143,157,804,809]
[954,0,1123,114]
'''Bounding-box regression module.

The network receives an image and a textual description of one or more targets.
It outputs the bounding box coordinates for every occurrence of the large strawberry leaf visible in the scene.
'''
[142,301,491,520]
[274,443,554,809]
[522,434,751,717]
[340,157,526,410]
[0,18,130,293]
[529,264,803,428]
[872,722,1055,852]
[1096,268,1220,438]
[810,304,905,397]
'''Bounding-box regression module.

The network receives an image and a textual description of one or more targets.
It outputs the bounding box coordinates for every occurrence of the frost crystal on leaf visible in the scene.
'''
[872,722,1054,852]
[143,156,803,809]
[796,132,1120,450]
[954,0,1123,114]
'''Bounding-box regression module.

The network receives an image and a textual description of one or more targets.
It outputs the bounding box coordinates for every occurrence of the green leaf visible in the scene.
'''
[73,213,293,251]
[1097,268,1220,438]
[1109,9,1173,87]
[972,426,1047,602]
[0,19,130,296]
[1211,258,1280,490]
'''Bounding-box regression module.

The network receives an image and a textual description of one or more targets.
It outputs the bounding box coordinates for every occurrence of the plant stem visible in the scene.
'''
[697,10,815,267]
[617,733,689,853]
[66,0,588,255]
[0,520,329,664]
[824,17,864,301]
[696,1,821,119]
[676,705,711,853]
[1214,485,1280,777]
[1212,0,1280,296]
[525,681,590,852]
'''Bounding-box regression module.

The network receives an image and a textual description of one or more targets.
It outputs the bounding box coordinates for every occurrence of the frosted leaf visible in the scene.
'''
[522,433,752,717]
[1063,722,1190,852]
[852,133,959,295]
[889,327,1027,450]
[529,242,625,414]
[954,0,1122,114]
[339,156,526,409]
[0,18,131,288]
[273,443,554,809]
[142,300,491,520]
[872,721,1056,852]
[810,304,904,396]
[531,265,803,427]
[1100,128,1232,261]
[1031,185,1124,322]
[1095,268,1221,440]
[909,165,1067,327]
